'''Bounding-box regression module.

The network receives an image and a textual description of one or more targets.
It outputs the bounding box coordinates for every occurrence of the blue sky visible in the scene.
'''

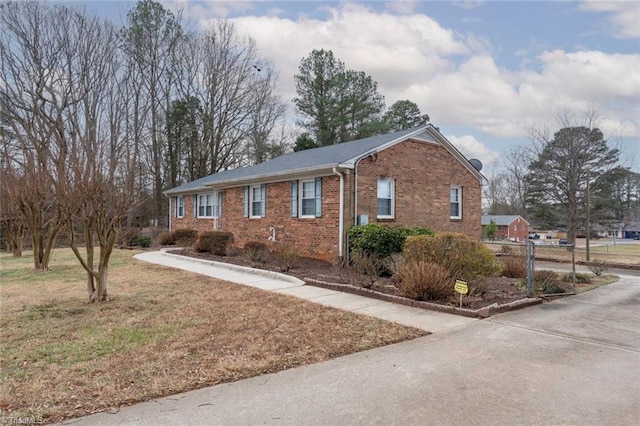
[84,0,640,172]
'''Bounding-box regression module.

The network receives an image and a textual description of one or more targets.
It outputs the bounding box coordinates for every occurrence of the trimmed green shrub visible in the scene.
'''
[174,228,198,247]
[500,256,526,278]
[348,224,432,259]
[157,231,176,246]
[397,261,451,301]
[136,235,152,248]
[403,232,500,282]
[194,231,234,255]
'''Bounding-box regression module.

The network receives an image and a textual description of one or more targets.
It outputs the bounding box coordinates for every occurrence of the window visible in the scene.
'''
[291,178,322,218]
[244,185,266,218]
[197,192,221,218]
[450,186,462,219]
[175,196,184,218]
[377,177,394,218]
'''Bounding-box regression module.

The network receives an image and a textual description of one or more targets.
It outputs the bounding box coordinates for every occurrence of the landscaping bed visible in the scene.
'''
[176,249,604,315]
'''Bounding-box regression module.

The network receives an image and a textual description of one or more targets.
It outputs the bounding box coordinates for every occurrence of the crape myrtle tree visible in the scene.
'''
[0,1,68,270]
[1,1,137,301]
[527,126,619,244]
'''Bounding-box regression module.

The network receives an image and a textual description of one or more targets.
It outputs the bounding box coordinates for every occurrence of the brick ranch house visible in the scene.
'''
[165,125,486,261]
[481,215,530,242]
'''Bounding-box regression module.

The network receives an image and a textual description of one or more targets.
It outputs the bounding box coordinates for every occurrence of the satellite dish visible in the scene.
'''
[469,158,483,171]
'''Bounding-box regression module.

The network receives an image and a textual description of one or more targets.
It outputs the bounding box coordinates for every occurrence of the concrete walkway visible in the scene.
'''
[134,251,476,334]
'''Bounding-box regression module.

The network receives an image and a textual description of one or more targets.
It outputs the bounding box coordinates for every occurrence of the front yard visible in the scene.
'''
[0,249,426,424]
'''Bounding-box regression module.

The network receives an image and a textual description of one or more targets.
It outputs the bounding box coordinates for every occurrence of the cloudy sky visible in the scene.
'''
[89,0,640,172]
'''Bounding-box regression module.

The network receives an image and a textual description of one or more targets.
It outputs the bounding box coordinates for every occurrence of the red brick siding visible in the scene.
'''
[170,138,483,261]
[355,139,482,238]
[171,178,343,262]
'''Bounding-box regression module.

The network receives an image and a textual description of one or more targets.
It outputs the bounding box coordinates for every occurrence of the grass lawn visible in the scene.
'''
[0,248,426,423]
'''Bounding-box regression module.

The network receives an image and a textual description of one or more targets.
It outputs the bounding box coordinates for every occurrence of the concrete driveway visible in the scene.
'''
[63,275,640,426]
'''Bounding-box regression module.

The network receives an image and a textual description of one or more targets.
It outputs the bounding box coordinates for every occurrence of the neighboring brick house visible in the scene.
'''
[481,215,529,242]
[165,125,485,261]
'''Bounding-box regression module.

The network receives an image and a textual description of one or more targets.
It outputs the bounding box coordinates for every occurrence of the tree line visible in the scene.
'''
[0,0,430,300]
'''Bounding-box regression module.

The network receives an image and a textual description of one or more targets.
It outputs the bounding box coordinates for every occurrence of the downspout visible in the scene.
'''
[333,167,345,258]
[353,152,377,224]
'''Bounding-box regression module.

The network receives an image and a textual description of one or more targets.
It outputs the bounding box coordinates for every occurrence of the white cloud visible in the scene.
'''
[446,134,500,167]
[385,0,419,15]
[580,1,640,39]
[163,1,638,165]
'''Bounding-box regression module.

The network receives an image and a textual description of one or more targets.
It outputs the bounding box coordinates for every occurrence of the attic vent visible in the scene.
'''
[469,158,483,171]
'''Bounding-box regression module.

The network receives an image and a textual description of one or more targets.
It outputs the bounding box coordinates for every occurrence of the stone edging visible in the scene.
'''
[304,278,543,318]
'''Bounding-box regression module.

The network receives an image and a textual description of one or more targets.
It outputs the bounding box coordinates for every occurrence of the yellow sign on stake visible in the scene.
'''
[454,279,468,295]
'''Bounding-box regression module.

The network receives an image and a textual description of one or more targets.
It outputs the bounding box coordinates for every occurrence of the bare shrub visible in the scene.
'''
[587,258,608,276]
[500,256,526,278]
[350,251,385,288]
[385,253,405,278]
[272,243,300,272]
[397,261,451,301]
[243,241,269,266]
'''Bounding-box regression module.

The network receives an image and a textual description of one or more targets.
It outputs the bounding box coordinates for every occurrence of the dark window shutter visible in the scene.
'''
[260,184,266,217]
[217,191,223,217]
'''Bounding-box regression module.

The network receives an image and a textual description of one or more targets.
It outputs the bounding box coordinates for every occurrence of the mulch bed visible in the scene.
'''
[172,248,536,316]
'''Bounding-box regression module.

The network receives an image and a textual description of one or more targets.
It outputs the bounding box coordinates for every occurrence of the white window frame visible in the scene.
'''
[197,192,220,218]
[377,177,395,219]
[175,196,184,218]
[300,179,317,218]
[450,185,462,219]
[250,185,264,218]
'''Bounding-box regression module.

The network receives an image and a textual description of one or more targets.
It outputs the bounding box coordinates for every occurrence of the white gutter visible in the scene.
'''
[333,167,345,258]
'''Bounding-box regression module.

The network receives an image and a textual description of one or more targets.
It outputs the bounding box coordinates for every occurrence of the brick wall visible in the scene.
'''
[355,139,482,238]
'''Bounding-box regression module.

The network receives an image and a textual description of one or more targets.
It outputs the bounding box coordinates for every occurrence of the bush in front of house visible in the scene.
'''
[194,231,234,255]
[397,261,451,301]
[174,228,198,247]
[271,242,300,272]
[348,224,433,259]
[243,241,269,265]
[500,255,526,278]
[403,232,499,282]
[157,231,176,245]
[117,227,141,246]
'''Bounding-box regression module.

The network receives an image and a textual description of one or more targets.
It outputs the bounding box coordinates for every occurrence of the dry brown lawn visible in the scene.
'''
[0,249,426,424]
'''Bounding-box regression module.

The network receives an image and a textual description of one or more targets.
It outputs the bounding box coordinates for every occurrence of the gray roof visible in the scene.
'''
[482,215,529,226]
[165,125,484,195]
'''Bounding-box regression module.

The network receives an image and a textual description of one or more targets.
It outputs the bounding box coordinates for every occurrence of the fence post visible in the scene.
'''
[526,241,535,297]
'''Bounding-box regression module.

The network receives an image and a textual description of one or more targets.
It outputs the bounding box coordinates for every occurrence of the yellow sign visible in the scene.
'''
[454,280,468,295]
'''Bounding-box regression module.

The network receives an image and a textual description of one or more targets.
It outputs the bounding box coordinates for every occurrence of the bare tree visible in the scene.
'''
[120,0,183,226]
[0,1,69,270]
